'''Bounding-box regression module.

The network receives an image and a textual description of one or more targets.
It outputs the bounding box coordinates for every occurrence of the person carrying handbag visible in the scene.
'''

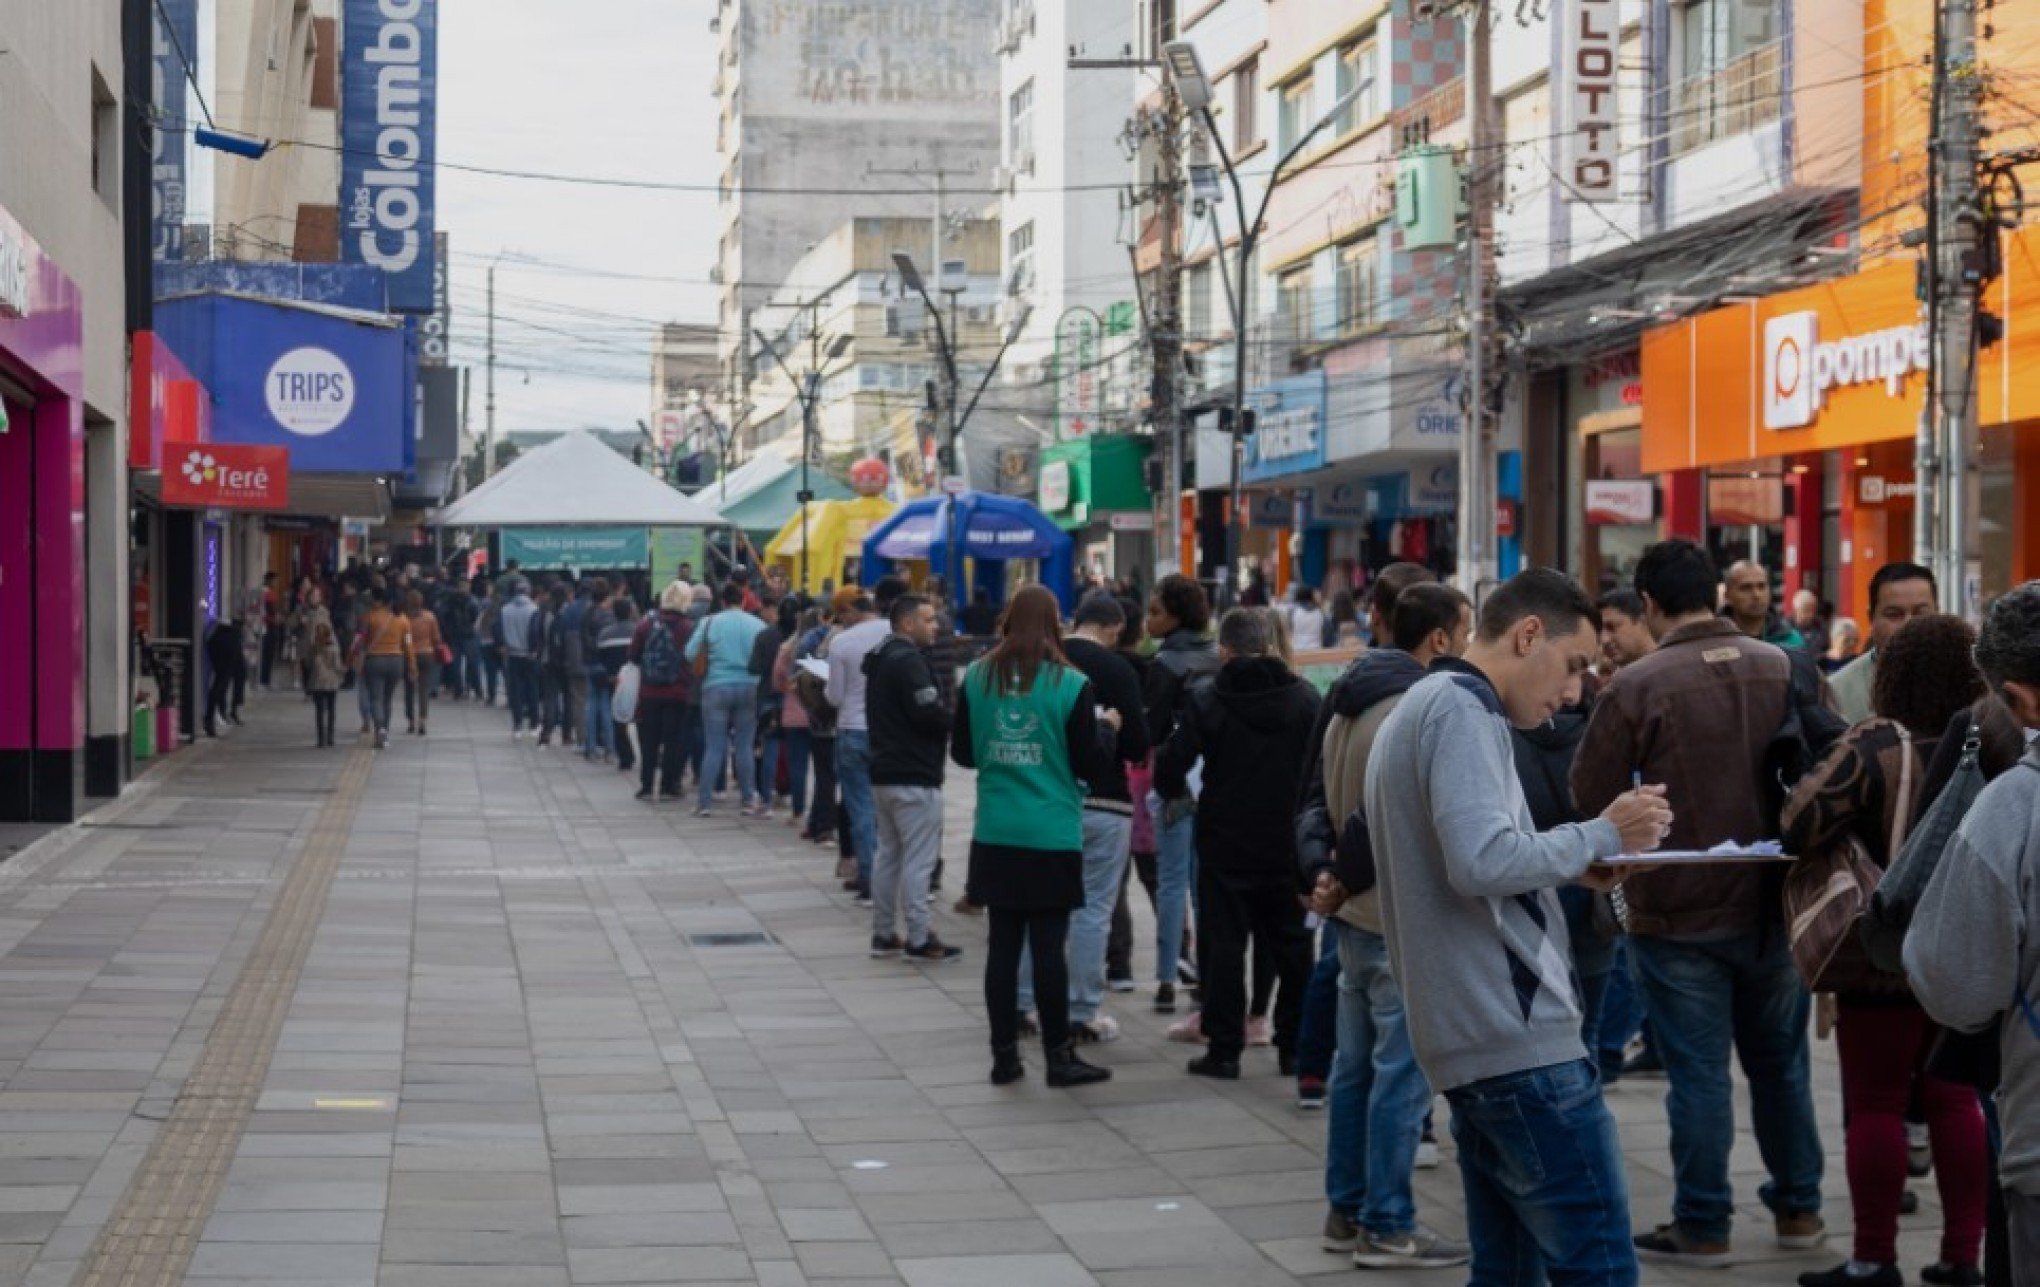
[1782,614,1991,1287]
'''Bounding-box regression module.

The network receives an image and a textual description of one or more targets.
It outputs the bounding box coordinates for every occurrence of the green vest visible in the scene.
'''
[964,659,1088,852]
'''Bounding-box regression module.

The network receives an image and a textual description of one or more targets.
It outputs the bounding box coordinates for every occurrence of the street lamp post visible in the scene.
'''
[1163,42,1360,607]
[892,252,1032,617]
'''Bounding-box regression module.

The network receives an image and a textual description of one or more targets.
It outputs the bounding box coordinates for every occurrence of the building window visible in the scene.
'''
[1232,57,1259,152]
[1149,0,1176,51]
[1278,74,1314,155]
[1277,265,1313,342]
[91,67,119,206]
[1008,221,1036,295]
[1334,37,1379,136]
[1336,237,1378,333]
[1185,260,1212,339]
[1671,0,1782,155]
[1009,80,1035,162]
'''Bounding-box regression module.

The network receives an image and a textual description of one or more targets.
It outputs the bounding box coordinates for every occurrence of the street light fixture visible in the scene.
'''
[1163,40,1362,605]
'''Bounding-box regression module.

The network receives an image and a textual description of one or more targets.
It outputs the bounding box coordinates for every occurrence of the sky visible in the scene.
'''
[436,0,722,442]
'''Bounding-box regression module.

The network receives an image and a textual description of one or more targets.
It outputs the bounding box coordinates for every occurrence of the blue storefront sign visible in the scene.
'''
[1242,373,1329,483]
[156,294,415,474]
[152,0,198,262]
[341,0,439,313]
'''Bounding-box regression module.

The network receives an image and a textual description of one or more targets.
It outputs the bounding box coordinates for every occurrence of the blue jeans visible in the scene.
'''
[780,727,812,817]
[1019,810,1131,1024]
[1295,928,1340,1083]
[583,671,612,760]
[480,645,502,703]
[1325,921,1432,1238]
[699,682,759,809]
[1630,932,1823,1243]
[1150,792,1197,986]
[1596,940,1646,1078]
[504,655,539,731]
[836,730,877,888]
[1447,1059,1637,1286]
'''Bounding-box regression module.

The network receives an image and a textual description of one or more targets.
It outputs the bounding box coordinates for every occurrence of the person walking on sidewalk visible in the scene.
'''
[1369,568,1672,1285]
[952,585,1117,1090]
[358,592,415,750]
[1782,615,1991,1287]
[1572,538,1833,1266]
[1142,574,1220,1015]
[827,582,893,901]
[1297,581,1472,1270]
[476,580,506,705]
[499,579,542,738]
[687,582,770,818]
[771,608,819,826]
[580,580,617,762]
[596,597,638,771]
[402,589,444,736]
[302,591,343,747]
[1155,607,1320,1081]
[629,583,697,801]
[864,594,961,964]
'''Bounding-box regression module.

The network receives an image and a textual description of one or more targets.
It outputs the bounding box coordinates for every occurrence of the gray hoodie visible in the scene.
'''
[1904,739,2040,1196]
[1365,660,1625,1092]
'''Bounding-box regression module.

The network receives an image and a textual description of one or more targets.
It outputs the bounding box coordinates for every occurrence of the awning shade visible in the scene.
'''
[434,431,726,528]
[719,470,855,538]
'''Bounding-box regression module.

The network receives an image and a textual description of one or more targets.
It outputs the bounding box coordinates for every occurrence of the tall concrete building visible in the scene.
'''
[709,0,1003,379]
[211,0,342,261]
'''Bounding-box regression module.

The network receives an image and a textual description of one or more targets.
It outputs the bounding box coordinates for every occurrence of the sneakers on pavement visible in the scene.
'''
[1634,1223,1732,1268]
[902,936,962,964]
[1107,976,1137,993]
[1797,1263,1901,1287]
[1153,982,1177,1014]
[1775,1211,1827,1250]
[1321,1209,1360,1253]
[1413,1138,1441,1169]
[1352,1229,1472,1270]
[1166,1011,1206,1043]
[869,934,904,959]
[1920,1263,1985,1286]
[1245,1015,1274,1047]
[1185,1053,1239,1080]
[1296,1075,1327,1110]
[1070,1016,1119,1043]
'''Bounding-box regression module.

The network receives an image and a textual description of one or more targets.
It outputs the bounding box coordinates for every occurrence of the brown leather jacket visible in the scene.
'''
[1571,618,1795,940]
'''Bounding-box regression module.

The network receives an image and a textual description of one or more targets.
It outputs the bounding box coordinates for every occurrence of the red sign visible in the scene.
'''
[1496,499,1520,540]
[161,444,290,511]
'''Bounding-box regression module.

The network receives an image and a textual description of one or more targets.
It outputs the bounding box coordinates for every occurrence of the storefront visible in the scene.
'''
[128,330,215,753]
[1642,232,2040,618]
[1037,434,1155,587]
[0,207,86,820]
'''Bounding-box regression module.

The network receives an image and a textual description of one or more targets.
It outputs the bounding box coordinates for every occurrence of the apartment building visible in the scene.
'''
[211,0,343,261]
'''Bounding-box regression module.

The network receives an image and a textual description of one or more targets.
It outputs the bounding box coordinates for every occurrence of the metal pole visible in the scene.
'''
[801,373,817,598]
[1933,0,1982,619]
[1457,0,1497,593]
[485,263,498,478]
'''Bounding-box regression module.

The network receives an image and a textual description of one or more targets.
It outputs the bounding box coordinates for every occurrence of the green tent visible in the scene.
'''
[719,469,855,544]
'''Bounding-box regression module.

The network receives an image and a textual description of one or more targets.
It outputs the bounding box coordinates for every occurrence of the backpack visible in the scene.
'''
[1761,648,1849,836]
[640,616,685,688]
[1861,718,1987,972]
[792,629,838,734]
[1782,722,1914,992]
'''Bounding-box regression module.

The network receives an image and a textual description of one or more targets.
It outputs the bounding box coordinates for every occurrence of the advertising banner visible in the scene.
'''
[503,527,650,571]
[161,444,291,511]
[650,528,707,586]
[1242,372,1329,483]
[1055,308,1102,439]
[1560,0,1621,202]
[152,0,198,262]
[341,0,439,312]
[1584,479,1655,526]
[419,231,451,364]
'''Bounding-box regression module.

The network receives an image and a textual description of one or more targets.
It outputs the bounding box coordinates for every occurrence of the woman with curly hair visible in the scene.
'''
[1782,614,1991,1287]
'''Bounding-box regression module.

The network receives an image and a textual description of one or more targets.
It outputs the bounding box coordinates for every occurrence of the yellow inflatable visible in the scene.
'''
[764,461,896,596]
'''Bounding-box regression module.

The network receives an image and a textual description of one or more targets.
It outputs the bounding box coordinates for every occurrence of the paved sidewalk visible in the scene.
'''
[0,693,1963,1285]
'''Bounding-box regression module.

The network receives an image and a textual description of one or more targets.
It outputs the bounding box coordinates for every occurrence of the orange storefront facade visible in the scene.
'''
[1640,225,2040,620]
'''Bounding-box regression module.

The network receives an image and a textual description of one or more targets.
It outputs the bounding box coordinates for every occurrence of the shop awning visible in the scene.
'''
[433,431,726,528]
[134,470,393,521]
[1038,434,1154,530]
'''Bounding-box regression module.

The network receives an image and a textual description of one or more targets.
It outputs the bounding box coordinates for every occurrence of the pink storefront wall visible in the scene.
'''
[0,201,85,754]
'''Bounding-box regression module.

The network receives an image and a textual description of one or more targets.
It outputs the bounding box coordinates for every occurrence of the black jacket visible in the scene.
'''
[1063,637,1151,807]
[1292,648,1428,882]
[1144,628,1220,748]
[1512,706,1592,833]
[864,634,951,787]
[1156,655,1322,877]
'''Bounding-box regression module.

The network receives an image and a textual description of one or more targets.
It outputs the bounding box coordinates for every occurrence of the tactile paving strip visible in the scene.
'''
[70,747,374,1287]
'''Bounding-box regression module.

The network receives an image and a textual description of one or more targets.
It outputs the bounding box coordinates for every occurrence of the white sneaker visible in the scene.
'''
[1072,1015,1120,1043]
[1414,1140,1441,1169]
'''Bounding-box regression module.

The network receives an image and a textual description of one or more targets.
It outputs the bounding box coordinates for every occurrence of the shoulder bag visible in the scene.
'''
[1784,724,1913,993]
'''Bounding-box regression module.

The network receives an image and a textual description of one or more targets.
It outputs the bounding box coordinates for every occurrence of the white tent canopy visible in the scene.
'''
[432,431,727,528]
[707,451,792,516]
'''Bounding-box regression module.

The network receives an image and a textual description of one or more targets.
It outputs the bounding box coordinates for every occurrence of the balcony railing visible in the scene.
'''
[1668,40,1784,158]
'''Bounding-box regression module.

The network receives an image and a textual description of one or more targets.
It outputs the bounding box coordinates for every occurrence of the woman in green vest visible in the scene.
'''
[951,585,1119,1088]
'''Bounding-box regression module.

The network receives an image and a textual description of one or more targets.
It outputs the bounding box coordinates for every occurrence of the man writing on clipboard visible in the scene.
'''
[1572,538,1842,1268]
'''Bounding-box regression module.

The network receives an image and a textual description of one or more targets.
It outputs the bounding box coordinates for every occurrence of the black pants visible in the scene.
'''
[260,627,281,686]
[614,719,636,771]
[1195,866,1310,1062]
[986,907,1072,1053]
[808,734,839,838]
[205,669,234,734]
[638,697,687,796]
[1107,850,1161,979]
[310,691,336,745]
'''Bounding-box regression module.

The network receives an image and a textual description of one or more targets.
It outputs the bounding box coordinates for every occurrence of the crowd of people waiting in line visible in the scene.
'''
[206,545,2040,1287]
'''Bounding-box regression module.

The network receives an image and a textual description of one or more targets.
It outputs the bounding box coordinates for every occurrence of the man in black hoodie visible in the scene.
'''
[1156,607,1322,1079]
[1142,574,1220,1014]
[864,594,961,963]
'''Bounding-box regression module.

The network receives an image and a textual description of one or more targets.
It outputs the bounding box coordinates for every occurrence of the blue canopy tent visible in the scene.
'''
[860,491,1077,617]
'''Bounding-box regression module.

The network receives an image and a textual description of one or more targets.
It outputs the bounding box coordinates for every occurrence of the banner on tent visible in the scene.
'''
[502,527,647,570]
[649,527,706,586]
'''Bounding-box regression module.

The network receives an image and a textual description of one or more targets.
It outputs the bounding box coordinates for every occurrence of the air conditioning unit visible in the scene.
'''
[994,165,1016,193]
[885,302,924,339]
[1017,149,1037,178]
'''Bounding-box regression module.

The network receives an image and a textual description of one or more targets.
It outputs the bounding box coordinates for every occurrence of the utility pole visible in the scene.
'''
[1456,0,1499,596]
[1929,0,1984,620]
[485,262,498,479]
[1151,88,1187,580]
